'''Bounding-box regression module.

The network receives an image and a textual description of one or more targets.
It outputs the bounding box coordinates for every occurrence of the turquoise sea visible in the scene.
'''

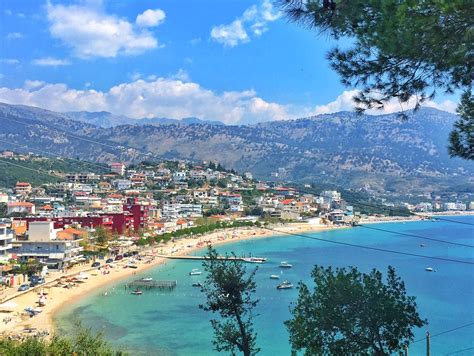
[55,217,474,355]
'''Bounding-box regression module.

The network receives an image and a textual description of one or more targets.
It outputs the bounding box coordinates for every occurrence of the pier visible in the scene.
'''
[155,255,266,262]
[127,280,177,290]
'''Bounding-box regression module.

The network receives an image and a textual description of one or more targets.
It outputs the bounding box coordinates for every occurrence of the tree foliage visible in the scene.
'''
[0,321,122,355]
[285,265,426,355]
[280,0,473,159]
[200,247,260,356]
[449,90,474,159]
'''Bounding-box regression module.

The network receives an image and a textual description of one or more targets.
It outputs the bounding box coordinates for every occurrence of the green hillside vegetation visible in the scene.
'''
[0,156,107,188]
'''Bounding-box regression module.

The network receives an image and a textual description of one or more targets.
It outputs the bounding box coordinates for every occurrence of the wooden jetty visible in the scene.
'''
[126,280,177,290]
[155,254,265,262]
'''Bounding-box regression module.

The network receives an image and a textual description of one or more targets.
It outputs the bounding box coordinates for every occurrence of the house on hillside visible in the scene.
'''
[7,202,35,215]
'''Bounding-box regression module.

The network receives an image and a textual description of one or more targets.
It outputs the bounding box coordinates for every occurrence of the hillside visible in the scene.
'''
[0,102,472,194]
[65,111,225,128]
[0,155,107,188]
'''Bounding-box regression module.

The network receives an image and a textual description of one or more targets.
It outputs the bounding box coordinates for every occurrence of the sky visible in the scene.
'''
[0,0,459,124]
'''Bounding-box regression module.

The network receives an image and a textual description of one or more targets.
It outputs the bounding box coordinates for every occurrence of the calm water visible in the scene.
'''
[56,217,474,355]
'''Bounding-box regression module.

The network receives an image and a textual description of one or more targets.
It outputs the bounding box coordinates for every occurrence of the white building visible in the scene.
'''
[113,179,132,190]
[110,162,126,175]
[162,202,202,219]
[320,190,342,203]
[13,221,83,269]
[0,220,13,259]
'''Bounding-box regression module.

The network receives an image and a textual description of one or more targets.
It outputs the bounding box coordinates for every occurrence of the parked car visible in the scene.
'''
[37,277,45,285]
[123,252,130,258]
[91,261,101,268]
[114,255,123,261]
[105,258,114,264]
[18,284,30,292]
[30,277,45,287]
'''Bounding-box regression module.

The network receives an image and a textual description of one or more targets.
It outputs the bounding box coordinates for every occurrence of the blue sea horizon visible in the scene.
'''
[55,216,474,355]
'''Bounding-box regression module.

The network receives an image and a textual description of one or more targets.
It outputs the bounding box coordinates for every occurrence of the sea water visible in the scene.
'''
[55,217,474,355]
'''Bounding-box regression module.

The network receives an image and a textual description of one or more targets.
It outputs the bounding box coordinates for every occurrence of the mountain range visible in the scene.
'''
[0,102,472,194]
[64,111,225,128]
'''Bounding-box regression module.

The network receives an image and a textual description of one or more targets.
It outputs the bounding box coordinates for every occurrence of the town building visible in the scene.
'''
[7,202,35,215]
[14,182,32,195]
[110,162,126,175]
[0,220,13,260]
[12,221,84,269]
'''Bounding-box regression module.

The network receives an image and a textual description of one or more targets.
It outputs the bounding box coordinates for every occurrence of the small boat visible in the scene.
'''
[270,275,280,279]
[131,289,143,295]
[189,268,202,276]
[420,244,426,247]
[192,281,202,287]
[280,261,293,268]
[276,281,294,290]
[425,267,435,272]
[141,277,153,282]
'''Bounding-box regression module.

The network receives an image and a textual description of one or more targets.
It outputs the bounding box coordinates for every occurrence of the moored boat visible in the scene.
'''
[141,277,153,282]
[189,268,202,276]
[131,289,143,295]
[242,257,266,264]
[276,280,293,289]
[270,275,280,279]
[280,261,293,268]
[192,281,202,287]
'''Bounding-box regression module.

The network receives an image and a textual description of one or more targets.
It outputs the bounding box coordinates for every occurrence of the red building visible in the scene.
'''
[123,198,150,232]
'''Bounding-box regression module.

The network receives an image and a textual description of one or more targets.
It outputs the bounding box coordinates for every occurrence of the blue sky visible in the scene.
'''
[0,0,458,124]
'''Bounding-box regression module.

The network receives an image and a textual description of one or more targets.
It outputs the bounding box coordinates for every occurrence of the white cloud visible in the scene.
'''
[0,78,290,124]
[0,58,20,65]
[312,90,458,115]
[46,2,162,58]
[6,32,23,39]
[211,0,281,47]
[211,20,249,47]
[136,9,166,27]
[31,57,71,66]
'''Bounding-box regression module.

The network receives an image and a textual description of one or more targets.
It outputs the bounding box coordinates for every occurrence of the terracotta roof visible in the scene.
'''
[7,202,34,207]
[16,182,31,186]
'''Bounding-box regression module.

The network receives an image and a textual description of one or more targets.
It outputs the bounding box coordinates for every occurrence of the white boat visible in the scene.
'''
[242,257,266,264]
[276,280,294,289]
[425,267,435,272]
[270,275,280,279]
[192,281,202,287]
[189,268,202,276]
[280,261,293,268]
[141,277,153,282]
[131,289,143,295]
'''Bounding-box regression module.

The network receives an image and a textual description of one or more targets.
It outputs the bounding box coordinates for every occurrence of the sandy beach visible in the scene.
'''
[0,222,342,340]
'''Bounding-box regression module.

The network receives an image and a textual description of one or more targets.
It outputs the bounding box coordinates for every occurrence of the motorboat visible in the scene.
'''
[280,261,293,268]
[425,267,435,272]
[192,281,202,287]
[276,281,294,290]
[131,289,143,295]
[189,268,202,276]
[141,277,153,282]
[270,275,280,279]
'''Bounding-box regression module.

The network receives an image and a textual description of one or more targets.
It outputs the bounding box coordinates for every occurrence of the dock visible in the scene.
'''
[127,280,177,290]
[155,254,265,262]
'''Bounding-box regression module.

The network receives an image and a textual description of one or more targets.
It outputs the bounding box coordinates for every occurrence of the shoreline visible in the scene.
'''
[0,222,341,339]
[1,213,471,340]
